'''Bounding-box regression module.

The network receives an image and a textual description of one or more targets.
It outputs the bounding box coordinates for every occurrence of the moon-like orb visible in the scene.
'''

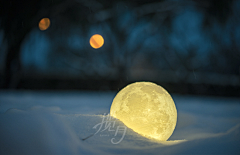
[110,82,177,141]
[39,18,50,31]
[89,34,104,49]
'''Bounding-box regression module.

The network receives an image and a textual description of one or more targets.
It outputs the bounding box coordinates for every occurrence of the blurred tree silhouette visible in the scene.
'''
[0,0,91,88]
[0,0,239,96]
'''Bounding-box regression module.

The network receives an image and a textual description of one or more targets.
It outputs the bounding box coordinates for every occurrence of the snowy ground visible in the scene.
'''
[0,91,240,155]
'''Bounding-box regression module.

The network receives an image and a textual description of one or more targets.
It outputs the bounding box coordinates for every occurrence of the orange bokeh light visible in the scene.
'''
[90,34,104,49]
[39,18,50,31]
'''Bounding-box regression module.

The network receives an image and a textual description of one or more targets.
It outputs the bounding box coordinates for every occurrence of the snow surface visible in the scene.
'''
[0,91,240,155]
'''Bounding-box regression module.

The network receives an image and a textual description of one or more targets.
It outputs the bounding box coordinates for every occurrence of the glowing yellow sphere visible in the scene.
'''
[89,34,104,49]
[110,82,177,141]
[39,18,50,31]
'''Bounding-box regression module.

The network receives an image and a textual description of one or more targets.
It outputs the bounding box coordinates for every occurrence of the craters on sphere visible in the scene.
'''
[110,82,177,141]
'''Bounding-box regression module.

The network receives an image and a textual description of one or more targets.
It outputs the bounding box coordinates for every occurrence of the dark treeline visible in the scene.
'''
[0,0,239,96]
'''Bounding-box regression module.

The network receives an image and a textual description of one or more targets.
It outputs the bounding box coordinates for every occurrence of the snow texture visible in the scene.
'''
[0,91,240,154]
